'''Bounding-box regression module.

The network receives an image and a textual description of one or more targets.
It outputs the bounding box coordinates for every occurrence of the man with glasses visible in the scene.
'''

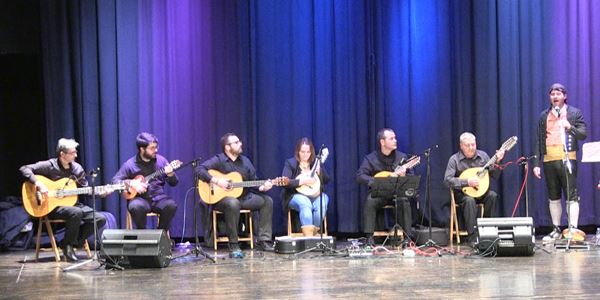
[196,132,274,258]
[19,138,107,262]
[113,132,179,232]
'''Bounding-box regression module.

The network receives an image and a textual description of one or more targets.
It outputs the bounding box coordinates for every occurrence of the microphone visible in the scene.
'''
[88,167,101,177]
[520,155,537,161]
[554,106,561,117]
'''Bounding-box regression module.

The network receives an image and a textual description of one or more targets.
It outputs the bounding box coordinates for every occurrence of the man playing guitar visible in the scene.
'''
[356,128,418,246]
[196,133,275,258]
[112,132,180,232]
[19,138,107,262]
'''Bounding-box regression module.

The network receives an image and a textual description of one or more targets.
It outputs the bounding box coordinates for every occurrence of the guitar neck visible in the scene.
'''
[51,184,121,197]
[145,169,165,182]
[231,180,267,188]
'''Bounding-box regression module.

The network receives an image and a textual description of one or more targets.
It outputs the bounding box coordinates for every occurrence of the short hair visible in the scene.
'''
[377,128,394,142]
[459,132,476,144]
[56,138,79,156]
[220,133,237,151]
[294,137,315,164]
[548,83,567,95]
[136,132,158,149]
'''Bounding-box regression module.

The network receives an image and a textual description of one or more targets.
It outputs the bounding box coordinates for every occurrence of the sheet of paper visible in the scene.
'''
[582,141,600,162]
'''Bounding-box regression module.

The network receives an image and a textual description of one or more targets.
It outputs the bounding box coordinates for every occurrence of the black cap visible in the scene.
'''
[548,83,567,94]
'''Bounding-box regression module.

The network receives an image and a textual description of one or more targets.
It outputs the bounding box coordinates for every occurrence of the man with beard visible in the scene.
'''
[113,132,180,232]
[533,83,587,242]
[196,133,274,258]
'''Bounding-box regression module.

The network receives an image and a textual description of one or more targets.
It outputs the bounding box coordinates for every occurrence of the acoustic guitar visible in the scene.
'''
[460,136,518,198]
[374,155,421,178]
[296,148,329,197]
[22,175,126,217]
[122,160,183,200]
[198,170,289,204]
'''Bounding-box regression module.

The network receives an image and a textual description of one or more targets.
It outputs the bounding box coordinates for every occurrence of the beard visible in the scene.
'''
[228,147,243,156]
[141,150,156,160]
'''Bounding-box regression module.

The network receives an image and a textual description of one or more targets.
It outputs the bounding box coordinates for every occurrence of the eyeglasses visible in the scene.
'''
[66,150,77,155]
[228,140,242,145]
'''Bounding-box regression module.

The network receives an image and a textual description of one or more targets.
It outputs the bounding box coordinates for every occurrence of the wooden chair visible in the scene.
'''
[212,209,254,250]
[286,210,328,237]
[373,204,404,240]
[449,188,484,245]
[125,211,160,229]
[35,216,91,262]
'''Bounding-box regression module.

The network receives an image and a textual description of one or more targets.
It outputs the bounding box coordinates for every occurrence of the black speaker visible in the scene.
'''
[415,227,449,246]
[101,229,171,268]
[476,217,535,256]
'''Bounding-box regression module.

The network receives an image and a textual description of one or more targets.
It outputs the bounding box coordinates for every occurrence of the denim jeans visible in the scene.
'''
[288,193,329,227]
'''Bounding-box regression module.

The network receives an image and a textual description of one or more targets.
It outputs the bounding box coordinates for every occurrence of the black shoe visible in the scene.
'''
[62,244,79,262]
[256,240,274,252]
[366,236,376,247]
[228,243,244,259]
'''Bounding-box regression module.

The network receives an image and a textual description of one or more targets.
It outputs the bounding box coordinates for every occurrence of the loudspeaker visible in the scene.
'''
[476,217,535,256]
[415,227,449,246]
[101,229,171,268]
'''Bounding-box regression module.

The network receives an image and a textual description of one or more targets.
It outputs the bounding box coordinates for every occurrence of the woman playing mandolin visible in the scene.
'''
[281,138,331,237]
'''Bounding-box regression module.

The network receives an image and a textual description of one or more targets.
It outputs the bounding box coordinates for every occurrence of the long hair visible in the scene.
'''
[294,137,315,165]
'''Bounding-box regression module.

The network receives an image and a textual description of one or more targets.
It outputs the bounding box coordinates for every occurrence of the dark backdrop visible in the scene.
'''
[3,0,599,238]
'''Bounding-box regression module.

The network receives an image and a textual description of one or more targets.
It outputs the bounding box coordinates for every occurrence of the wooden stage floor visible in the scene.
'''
[1,238,600,299]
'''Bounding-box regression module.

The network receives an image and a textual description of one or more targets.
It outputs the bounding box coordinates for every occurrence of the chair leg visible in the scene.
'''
[83,240,92,258]
[212,211,218,251]
[126,211,132,230]
[35,218,43,261]
[287,210,292,236]
[248,212,254,249]
[45,219,61,262]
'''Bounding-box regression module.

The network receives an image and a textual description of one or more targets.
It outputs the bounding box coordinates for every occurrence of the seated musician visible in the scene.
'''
[112,132,179,232]
[356,128,416,246]
[281,137,331,237]
[196,133,275,258]
[443,132,504,245]
[19,138,107,262]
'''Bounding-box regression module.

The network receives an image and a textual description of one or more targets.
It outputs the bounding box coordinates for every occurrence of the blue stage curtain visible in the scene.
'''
[38,0,600,237]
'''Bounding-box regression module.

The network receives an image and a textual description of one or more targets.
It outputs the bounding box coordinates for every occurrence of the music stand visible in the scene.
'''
[370,175,420,247]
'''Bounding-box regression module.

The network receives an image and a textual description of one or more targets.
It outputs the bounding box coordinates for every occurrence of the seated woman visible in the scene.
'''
[281,138,331,236]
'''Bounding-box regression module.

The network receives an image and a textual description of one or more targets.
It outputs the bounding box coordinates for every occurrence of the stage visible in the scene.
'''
[1,238,599,299]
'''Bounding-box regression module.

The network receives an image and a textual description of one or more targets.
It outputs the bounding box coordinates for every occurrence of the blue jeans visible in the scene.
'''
[288,193,329,227]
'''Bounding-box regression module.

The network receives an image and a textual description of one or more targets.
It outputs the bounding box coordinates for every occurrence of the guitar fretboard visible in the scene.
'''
[230,180,268,188]
[51,184,124,197]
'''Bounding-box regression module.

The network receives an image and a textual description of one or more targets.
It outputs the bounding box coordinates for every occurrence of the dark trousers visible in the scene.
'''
[128,196,177,230]
[456,190,497,235]
[213,192,273,244]
[363,194,413,237]
[48,203,107,247]
[543,160,579,201]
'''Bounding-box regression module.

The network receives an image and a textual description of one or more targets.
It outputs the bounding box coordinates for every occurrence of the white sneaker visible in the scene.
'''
[542,227,561,243]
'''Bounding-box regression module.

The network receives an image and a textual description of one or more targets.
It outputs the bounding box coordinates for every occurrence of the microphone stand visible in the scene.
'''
[417,145,442,250]
[177,159,216,262]
[559,119,574,251]
[294,146,339,257]
[64,169,123,271]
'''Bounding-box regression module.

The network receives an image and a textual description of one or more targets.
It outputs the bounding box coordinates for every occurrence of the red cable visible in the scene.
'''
[511,160,528,217]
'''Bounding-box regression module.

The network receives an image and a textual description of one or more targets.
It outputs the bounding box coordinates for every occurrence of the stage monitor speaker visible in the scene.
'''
[101,229,171,268]
[476,217,535,256]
